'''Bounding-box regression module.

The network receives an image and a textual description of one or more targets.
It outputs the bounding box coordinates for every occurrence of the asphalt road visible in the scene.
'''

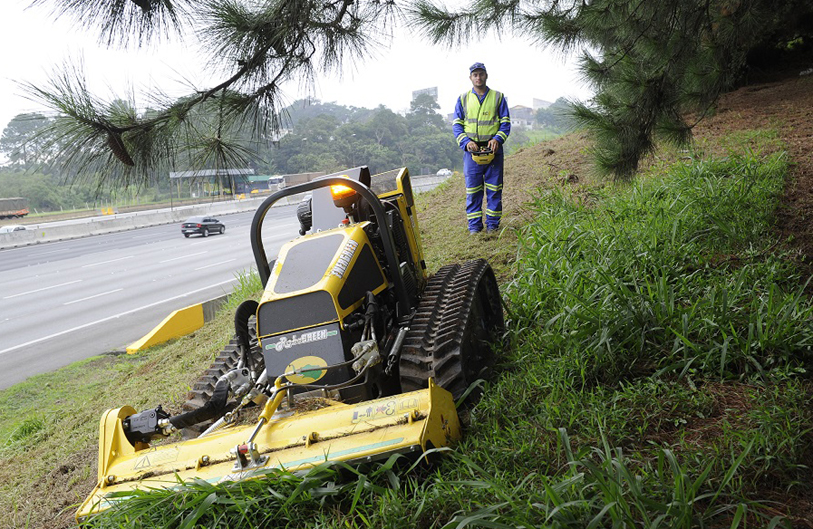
[0,205,301,389]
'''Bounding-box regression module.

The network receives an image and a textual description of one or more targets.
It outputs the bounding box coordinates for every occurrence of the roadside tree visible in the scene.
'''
[0,113,52,166]
[412,0,813,178]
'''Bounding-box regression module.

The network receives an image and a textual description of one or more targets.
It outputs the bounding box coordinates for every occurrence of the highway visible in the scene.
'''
[0,205,301,389]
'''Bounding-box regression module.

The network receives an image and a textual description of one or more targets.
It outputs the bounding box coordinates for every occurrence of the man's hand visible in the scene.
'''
[466,141,478,152]
[487,138,500,152]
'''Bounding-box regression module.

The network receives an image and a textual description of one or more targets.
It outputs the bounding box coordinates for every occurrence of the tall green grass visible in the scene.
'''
[506,151,811,384]
[83,436,786,529]
[83,151,808,528]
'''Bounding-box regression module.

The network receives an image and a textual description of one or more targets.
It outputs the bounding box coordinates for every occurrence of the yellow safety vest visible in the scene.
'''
[460,89,503,143]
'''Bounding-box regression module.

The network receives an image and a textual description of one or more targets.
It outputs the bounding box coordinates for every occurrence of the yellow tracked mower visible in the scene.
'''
[78,166,504,520]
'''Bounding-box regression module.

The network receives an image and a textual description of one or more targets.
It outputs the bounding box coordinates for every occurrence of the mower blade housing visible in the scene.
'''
[77,380,459,519]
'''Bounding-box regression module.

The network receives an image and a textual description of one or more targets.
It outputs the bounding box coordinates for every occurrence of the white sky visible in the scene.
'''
[0,0,593,132]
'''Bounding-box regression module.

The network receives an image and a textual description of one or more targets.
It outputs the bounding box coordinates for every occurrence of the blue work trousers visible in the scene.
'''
[463,150,504,232]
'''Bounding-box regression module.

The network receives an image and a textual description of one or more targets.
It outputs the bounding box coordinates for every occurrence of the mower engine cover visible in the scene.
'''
[256,224,387,387]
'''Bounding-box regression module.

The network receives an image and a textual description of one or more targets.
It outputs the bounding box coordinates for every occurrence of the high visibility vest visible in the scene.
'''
[460,89,503,143]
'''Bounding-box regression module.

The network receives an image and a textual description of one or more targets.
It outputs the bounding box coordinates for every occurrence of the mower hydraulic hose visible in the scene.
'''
[199,368,271,438]
[168,377,232,430]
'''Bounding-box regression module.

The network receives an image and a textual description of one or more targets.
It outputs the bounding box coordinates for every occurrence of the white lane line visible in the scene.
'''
[0,278,238,356]
[160,251,208,263]
[3,280,83,299]
[82,256,133,268]
[64,288,124,305]
[194,259,237,271]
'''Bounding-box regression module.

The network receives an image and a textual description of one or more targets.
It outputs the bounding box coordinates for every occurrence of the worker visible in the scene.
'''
[453,62,511,234]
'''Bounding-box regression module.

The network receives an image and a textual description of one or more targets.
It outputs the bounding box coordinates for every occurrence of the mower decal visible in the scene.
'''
[133,446,180,470]
[266,329,339,352]
[133,455,151,470]
[351,397,420,423]
[285,356,329,383]
[399,398,419,411]
[440,413,453,444]
[352,400,395,422]
[329,239,359,279]
[274,437,406,468]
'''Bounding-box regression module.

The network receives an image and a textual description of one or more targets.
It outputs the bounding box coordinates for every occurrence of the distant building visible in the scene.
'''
[412,87,439,102]
[280,171,327,187]
[510,105,535,128]
[269,128,291,145]
[169,168,255,197]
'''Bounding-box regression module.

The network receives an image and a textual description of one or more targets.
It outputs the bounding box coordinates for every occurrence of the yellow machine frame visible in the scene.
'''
[78,168,460,520]
[78,380,459,519]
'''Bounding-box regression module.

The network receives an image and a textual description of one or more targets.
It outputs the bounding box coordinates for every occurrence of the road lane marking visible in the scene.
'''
[0,278,238,356]
[3,280,83,299]
[82,256,133,268]
[64,288,124,305]
[194,259,237,271]
[159,251,208,263]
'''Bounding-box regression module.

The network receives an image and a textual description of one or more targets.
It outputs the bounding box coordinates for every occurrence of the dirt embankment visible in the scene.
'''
[419,72,813,285]
[506,72,813,270]
[693,73,813,275]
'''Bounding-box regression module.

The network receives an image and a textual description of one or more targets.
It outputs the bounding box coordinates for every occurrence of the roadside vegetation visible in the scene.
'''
[15,1,811,187]
[3,0,812,525]
[1,120,811,528]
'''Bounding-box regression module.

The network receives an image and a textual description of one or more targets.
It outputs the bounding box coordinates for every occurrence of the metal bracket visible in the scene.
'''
[231,442,268,471]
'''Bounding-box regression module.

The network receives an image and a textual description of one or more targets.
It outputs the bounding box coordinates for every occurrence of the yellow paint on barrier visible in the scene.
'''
[126,304,204,354]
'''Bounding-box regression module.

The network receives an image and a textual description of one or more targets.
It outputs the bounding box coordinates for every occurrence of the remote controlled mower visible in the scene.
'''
[77,166,503,519]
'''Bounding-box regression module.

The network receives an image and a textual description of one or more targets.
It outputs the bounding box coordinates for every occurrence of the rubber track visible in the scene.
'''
[182,336,263,412]
[399,258,495,400]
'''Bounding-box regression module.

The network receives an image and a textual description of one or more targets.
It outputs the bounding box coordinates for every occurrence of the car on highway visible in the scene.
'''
[436,168,453,177]
[181,216,225,238]
[0,224,27,234]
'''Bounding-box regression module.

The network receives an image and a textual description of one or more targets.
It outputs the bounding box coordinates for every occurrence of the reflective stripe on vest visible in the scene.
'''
[460,89,503,143]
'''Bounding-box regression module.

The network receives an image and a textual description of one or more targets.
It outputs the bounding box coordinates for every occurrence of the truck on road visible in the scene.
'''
[0,197,29,219]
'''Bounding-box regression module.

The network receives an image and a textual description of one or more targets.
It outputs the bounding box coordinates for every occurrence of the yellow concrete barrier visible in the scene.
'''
[126,304,205,354]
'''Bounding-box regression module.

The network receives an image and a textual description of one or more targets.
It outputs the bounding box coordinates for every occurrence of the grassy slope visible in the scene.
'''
[1,126,812,528]
[0,294,256,529]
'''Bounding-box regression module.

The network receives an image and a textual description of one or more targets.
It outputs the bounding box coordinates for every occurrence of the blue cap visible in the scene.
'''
[469,62,487,73]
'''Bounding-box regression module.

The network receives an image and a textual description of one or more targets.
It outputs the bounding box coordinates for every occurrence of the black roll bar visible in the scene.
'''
[249,176,412,320]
